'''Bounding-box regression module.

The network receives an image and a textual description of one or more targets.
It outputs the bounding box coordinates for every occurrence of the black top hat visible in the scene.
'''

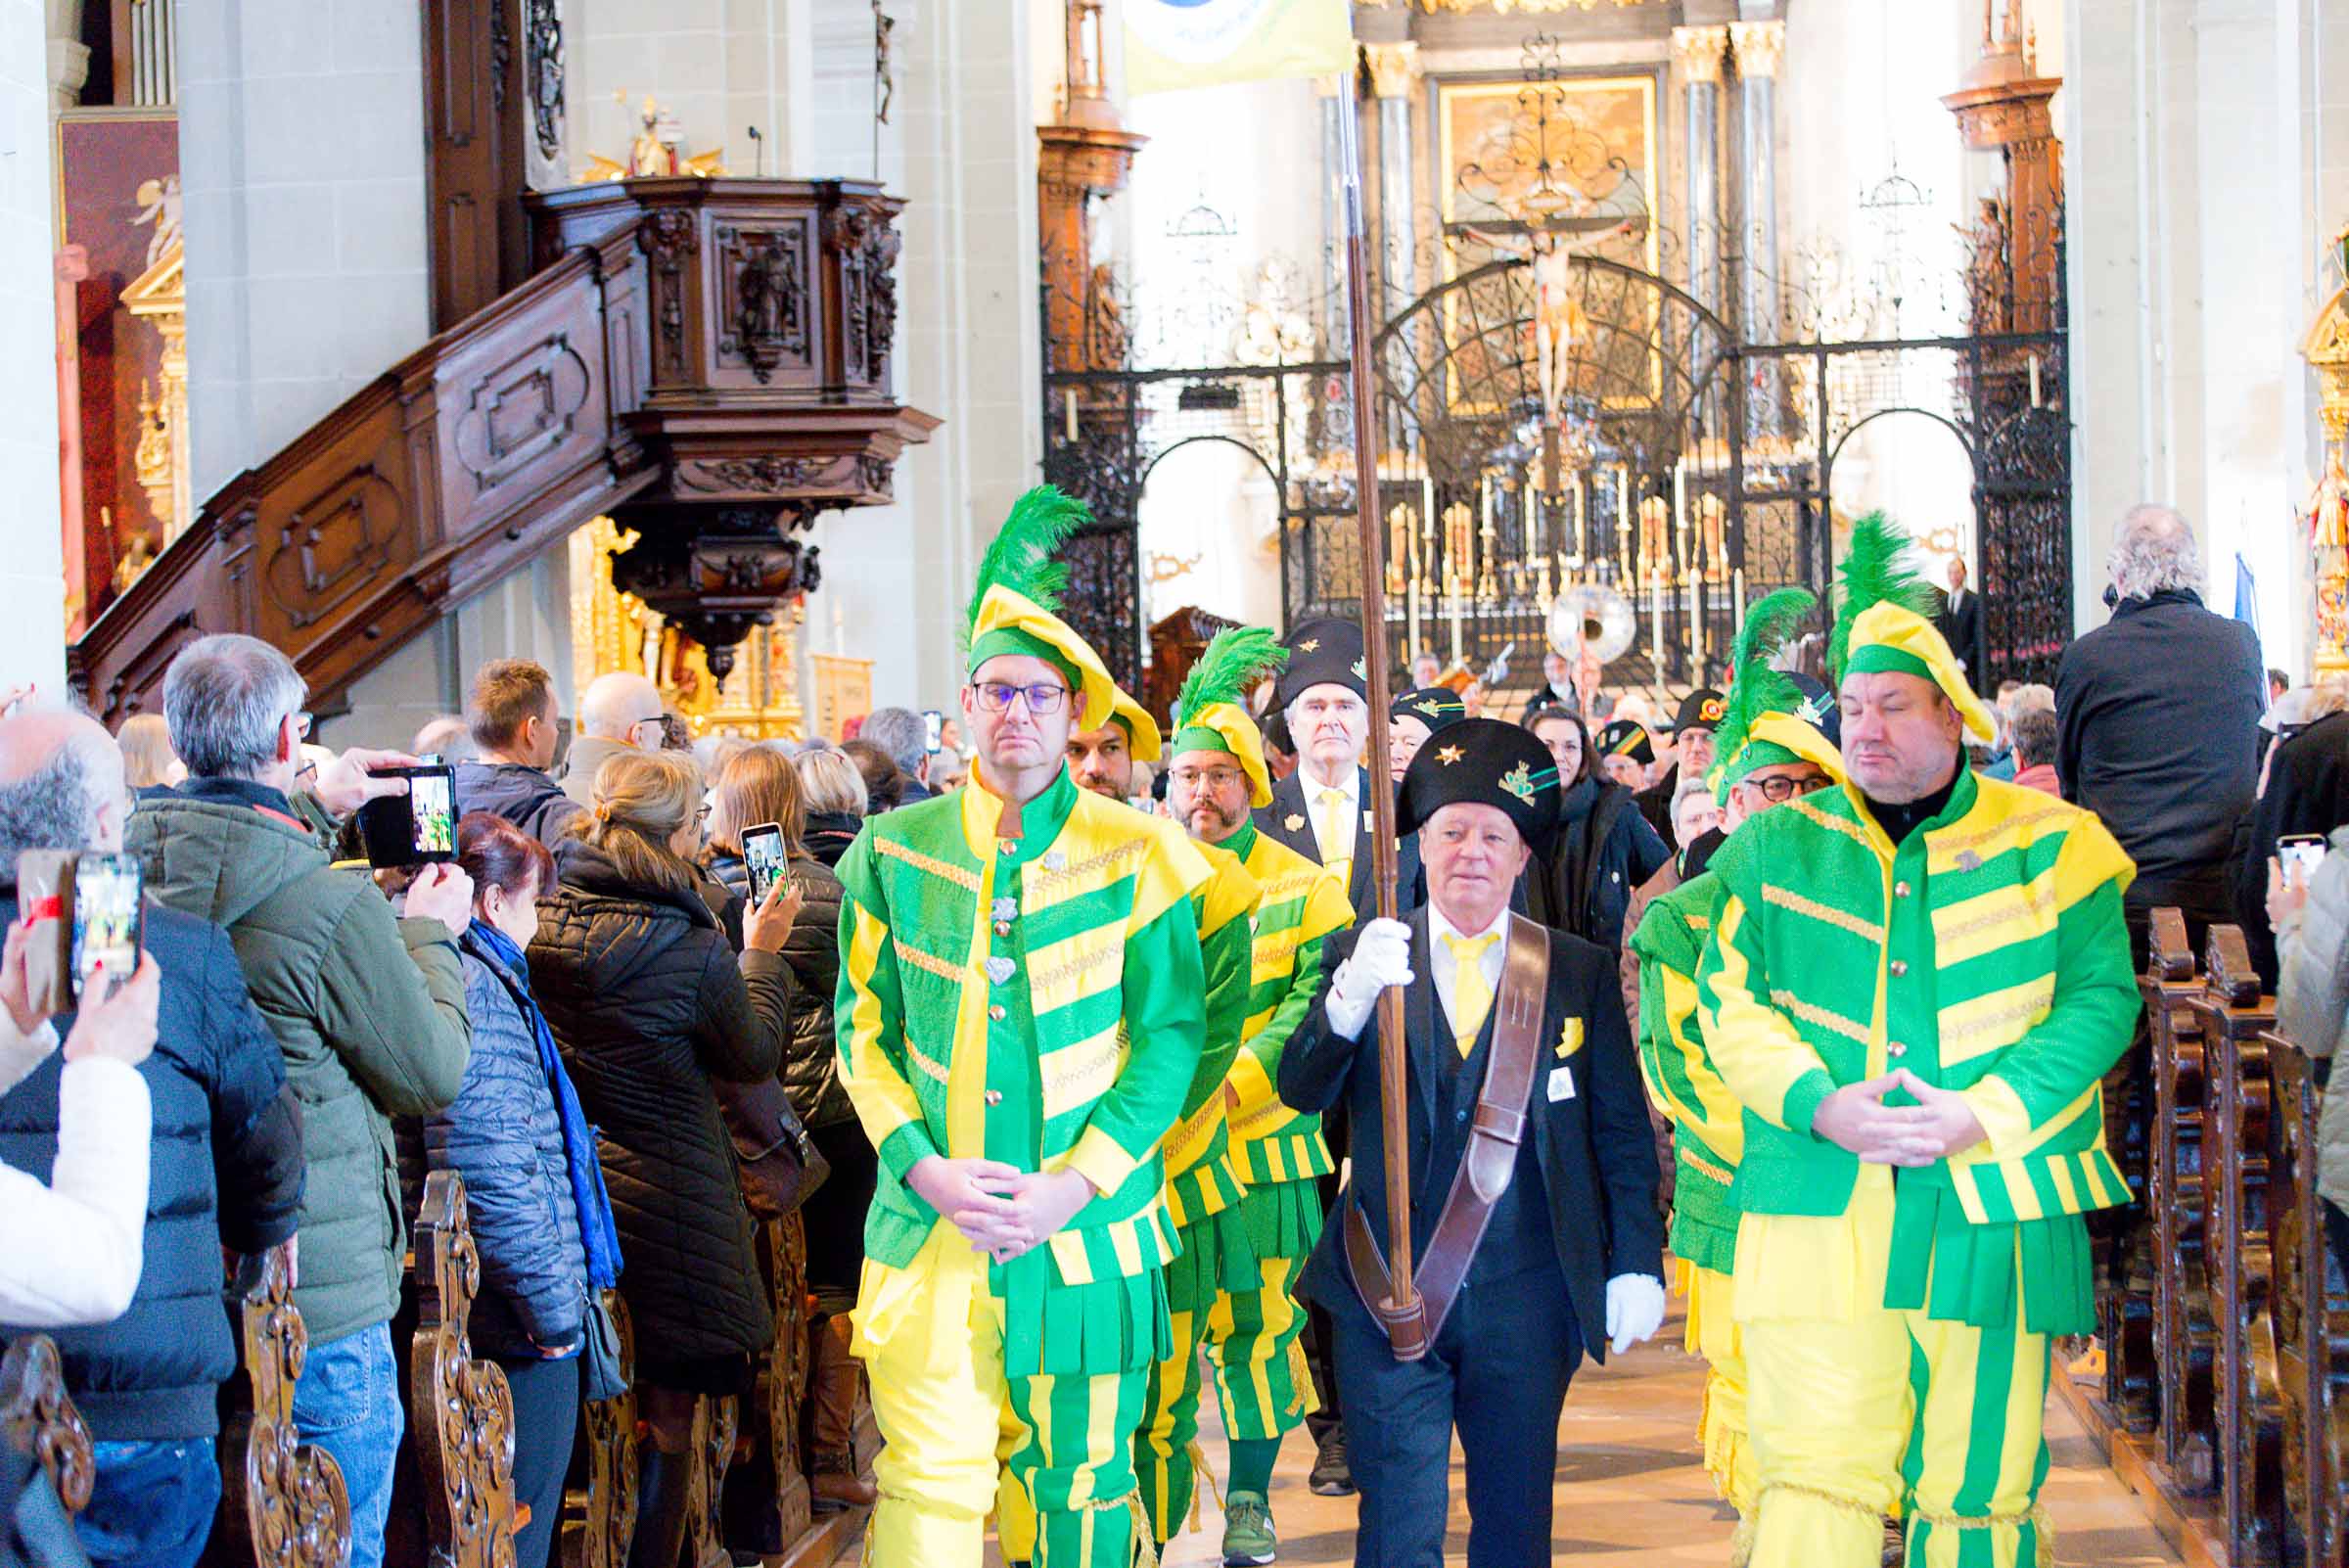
[1397,716,1562,850]
[1271,618,1367,709]
[1390,685,1468,732]
[1672,688,1727,734]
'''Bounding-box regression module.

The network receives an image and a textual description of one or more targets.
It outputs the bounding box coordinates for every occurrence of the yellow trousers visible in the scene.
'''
[1681,1262,1758,1521]
[854,1227,1149,1568]
[1736,1178,2053,1568]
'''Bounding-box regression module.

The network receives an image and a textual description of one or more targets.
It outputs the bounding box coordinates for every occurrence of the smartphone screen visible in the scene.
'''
[70,853,144,1000]
[2280,834,2328,887]
[357,765,460,868]
[924,710,944,755]
[742,822,788,905]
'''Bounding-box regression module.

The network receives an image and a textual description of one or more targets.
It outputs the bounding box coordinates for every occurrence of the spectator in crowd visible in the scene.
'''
[2056,504,2265,966]
[412,714,475,764]
[115,713,183,796]
[2237,674,2349,985]
[1525,704,1671,950]
[431,813,620,1568]
[792,745,867,867]
[1592,717,1656,792]
[927,753,969,795]
[0,936,160,1331]
[1634,689,1722,840]
[0,706,305,1568]
[1933,555,1982,685]
[528,749,795,1568]
[456,659,581,845]
[561,672,667,807]
[1409,649,1444,689]
[2273,667,2293,706]
[1983,682,2053,782]
[2272,830,2349,1283]
[696,747,873,1510]
[858,708,932,806]
[693,735,750,789]
[1533,649,1579,710]
[839,737,904,814]
[1260,709,1298,784]
[2010,708,2061,795]
[126,633,474,1568]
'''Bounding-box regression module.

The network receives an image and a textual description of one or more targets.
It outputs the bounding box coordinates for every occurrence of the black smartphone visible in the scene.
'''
[2280,833,2328,888]
[741,821,789,905]
[355,764,460,868]
[923,710,944,755]
[69,853,144,1002]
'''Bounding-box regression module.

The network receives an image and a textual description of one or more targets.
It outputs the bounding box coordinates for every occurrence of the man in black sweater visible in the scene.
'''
[0,708,305,1568]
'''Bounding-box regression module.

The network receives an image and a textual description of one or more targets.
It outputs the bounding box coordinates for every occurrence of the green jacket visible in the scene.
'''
[1225,823,1354,1185]
[128,787,473,1345]
[834,766,1209,1376]
[1627,870,1739,1273]
[1695,765,2139,1333]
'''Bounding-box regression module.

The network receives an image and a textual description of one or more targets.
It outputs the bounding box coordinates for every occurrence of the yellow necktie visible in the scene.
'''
[1441,930,1501,1057]
[1316,788,1354,886]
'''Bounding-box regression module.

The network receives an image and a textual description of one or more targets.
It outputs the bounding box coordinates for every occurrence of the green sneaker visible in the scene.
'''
[1221,1490,1277,1566]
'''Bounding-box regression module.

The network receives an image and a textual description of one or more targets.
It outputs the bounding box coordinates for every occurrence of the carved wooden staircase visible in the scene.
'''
[70,177,939,722]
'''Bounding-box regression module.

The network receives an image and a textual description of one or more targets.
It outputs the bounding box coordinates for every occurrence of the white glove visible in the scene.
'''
[1604,1272,1667,1355]
[1325,917,1414,1039]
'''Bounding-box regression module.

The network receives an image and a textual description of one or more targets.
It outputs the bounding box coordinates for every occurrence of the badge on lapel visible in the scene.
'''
[1556,1018,1584,1059]
[1547,1065,1577,1102]
[1284,813,1306,832]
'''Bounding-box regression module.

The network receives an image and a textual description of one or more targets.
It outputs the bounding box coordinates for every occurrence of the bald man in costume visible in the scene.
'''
[834,485,1211,1568]
[1696,515,2140,1567]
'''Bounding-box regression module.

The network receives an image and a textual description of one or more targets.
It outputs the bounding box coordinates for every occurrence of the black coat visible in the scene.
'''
[1935,585,1984,686]
[1253,767,1422,923]
[528,840,788,1364]
[454,761,583,846]
[2235,710,2349,987]
[705,850,852,1129]
[1276,908,1662,1365]
[803,811,862,869]
[1529,778,1672,950]
[2055,588,2265,897]
[0,899,304,1440]
[418,931,590,1360]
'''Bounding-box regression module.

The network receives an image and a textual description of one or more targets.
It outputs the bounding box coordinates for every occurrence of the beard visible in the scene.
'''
[1186,796,1248,839]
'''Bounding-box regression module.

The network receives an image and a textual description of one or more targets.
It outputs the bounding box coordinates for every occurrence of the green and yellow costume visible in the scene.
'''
[1629,589,1844,1542]
[1693,518,2140,1568]
[837,486,1213,1568]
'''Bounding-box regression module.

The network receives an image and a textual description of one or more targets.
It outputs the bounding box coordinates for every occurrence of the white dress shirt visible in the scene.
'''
[1300,764,1361,867]
[1428,899,1510,1041]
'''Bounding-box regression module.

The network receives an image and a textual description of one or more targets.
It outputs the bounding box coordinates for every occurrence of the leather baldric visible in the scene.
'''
[1345,912,1550,1361]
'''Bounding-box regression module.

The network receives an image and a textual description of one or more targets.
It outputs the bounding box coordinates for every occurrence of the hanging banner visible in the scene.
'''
[1123,0,1357,96]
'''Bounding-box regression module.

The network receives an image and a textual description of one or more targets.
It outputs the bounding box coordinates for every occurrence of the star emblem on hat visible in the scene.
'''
[1298,638,1320,653]
[1435,745,1464,765]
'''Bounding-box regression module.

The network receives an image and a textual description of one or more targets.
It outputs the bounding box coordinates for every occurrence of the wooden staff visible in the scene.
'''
[1336,68,1417,1331]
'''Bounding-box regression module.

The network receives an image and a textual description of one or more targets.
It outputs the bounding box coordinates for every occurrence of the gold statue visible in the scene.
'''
[582,94,728,182]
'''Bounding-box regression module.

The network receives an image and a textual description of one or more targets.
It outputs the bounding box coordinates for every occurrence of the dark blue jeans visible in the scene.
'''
[290,1323,403,1568]
[74,1440,219,1568]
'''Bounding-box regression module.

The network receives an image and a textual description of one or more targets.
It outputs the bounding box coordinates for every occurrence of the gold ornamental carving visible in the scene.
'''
[119,238,190,544]
[2299,272,2349,675]
[1669,26,1728,86]
[1364,42,1421,101]
[1728,21,1784,80]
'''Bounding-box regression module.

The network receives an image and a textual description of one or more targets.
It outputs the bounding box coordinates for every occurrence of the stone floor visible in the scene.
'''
[976,1303,2183,1566]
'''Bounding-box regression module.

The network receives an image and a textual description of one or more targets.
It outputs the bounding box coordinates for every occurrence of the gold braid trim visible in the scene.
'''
[1768,989,1872,1046]
[1932,879,2056,947]
[1756,1480,1886,1527]
[874,834,981,892]
[1760,883,1886,944]
[1085,1491,1159,1568]
[1681,1145,1736,1187]
[1907,1500,2053,1567]
[1182,1439,1225,1536]
[1784,797,1879,852]
[1931,805,2073,858]
[1030,837,1149,899]
[1727,1515,1757,1568]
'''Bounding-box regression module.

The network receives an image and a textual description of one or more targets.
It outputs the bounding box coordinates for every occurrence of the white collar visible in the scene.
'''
[1428,899,1509,947]
[1301,764,1359,805]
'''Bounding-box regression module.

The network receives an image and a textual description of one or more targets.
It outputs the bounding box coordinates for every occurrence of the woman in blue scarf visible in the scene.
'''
[428,813,623,1568]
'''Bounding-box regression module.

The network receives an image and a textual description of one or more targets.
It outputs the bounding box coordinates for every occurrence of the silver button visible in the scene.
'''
[988,1004,1007,1022]
[1894,881,1911,899]
[985,1090,1004,1107]
[1887,1041,1908,1058]
[1889,959,1909,978]
[994,921,1012,937]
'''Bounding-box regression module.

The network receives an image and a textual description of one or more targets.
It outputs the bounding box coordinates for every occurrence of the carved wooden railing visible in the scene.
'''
[212,1249,352,1568]
[0,1335,94,1520]
[2102,919,2162,1435]
[2144,907,2219,1490]
[2263,1022,2349,1568]
[559,1294,634,1568]
[71,176,938,723]
[409,1174,518,1568]
[722,1217,812,1558]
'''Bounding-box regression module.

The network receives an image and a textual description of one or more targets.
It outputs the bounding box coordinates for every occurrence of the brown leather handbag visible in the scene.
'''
[715,1076,831,1221]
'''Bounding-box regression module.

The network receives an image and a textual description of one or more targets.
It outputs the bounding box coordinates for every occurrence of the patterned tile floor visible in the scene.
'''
[978,1304,2183,1565]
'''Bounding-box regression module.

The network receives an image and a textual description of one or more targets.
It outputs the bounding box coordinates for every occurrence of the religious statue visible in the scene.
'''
[629,96,679,176]
[581,94,727,182]
[874,0,897,125]
[1964,195,2010,337]
[2306,444,2349,669]
[131,174,181,269]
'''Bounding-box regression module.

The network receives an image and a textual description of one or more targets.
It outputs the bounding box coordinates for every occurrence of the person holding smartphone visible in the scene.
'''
[2276,828,2349,1291]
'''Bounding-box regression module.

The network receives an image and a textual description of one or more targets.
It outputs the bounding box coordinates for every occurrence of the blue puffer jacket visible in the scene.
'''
[421,929,588,1359]
[454,761,583,847]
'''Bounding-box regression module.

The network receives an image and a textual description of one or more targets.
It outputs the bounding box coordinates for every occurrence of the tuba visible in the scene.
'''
[1545,582,1637,667]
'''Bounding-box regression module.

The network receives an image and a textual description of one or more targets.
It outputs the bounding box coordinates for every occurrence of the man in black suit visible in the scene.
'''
[1934,556,1982,687]
[1276,718,1666,1568]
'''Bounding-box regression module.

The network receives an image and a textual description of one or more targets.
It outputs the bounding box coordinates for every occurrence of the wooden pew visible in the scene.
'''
[1,1334,94,1518]
[720,1218,812,1558]
[2189,925,2289,1566]
[2101,909,2179,1434]
[560,1294,635,1568]
[2144,906,2219,1488]
[407,1172,519,1568]
[210,1249,353,1568]
[2264,1017,2349,1568]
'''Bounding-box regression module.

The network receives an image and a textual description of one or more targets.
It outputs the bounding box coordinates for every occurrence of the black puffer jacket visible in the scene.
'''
[1530,777,1673,951]
[0,899,304,1440]
[417,930,589,1360]
[705,852,852,1129]
[528,840,789,1364]
[804,811,862,869]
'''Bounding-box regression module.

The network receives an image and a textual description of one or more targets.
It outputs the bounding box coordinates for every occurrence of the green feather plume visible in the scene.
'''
[1710,587,1815,782]
[1174,627,1289,728]
[959,484,1093,652]
[1827,512,1938,680]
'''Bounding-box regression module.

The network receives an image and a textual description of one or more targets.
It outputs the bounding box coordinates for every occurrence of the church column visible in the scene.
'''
[1671,25,1728,322]
[4,0,67,690]
[45,0,87,112]
[1728,20,1783,345]
[1365,42,1419,316]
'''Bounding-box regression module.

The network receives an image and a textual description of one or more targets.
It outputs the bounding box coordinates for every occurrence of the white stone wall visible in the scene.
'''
[1,0,67,694]
[179,0,432,499]
[571,0,821,180]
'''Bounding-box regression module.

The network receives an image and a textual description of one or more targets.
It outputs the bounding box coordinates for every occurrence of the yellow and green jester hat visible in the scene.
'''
[1169,626,1291,809]
[961,484,1118,732]
[1826,511,1997,744]
[1106,688,1164,763]
[1705,585,1847,802]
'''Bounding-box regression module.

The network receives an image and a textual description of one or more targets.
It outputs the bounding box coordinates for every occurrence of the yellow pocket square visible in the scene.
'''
[1556,1018,1584,1059]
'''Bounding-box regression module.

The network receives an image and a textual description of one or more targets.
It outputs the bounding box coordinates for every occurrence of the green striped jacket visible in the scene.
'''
[1162,839,1260,1227]
[1223,823,1355,1185]
[1627,870,1740,1273]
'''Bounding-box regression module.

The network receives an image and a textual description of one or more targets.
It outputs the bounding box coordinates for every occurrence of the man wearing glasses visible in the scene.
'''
[1626,589,1844,1554]
[832,486,1212,1568]
[559,671,667,807]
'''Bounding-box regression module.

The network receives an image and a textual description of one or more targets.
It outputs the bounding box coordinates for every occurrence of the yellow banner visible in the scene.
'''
[1124,0,1357,96]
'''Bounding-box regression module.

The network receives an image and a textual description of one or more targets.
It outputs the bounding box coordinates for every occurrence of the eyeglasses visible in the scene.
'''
[293,711,314,740]
[1746,773,1835,803]
[1170,765,1247,792]
[693,805,713,825]
[970,681,1071,716]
